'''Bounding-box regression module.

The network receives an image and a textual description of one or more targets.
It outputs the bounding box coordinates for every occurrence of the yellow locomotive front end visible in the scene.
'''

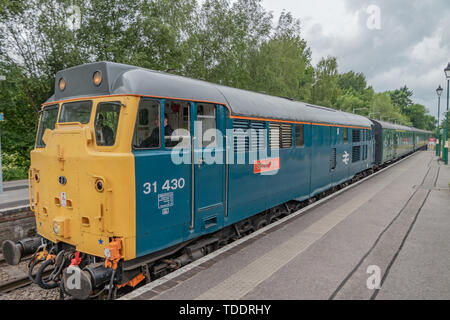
[30,95,138,261]
[1,62,150,299]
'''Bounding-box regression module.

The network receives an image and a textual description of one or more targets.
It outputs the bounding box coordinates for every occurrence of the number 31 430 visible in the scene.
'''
[143,178,185,194]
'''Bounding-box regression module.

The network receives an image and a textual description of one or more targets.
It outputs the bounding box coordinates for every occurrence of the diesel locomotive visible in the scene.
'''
[2,62,431,299]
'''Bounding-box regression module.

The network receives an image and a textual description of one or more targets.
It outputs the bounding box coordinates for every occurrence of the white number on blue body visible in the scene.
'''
[143,181,157,194]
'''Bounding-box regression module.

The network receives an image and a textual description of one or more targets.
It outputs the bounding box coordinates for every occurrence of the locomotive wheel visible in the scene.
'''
[255,219,268,230]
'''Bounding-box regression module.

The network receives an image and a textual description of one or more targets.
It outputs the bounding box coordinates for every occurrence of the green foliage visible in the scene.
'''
[312,56,339,108]
[389,86,413,113]
[2,152,29,181]
[0,0,438,179]
[247,11,314,101]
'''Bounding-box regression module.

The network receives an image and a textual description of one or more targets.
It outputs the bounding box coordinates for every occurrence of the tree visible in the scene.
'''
[337,71,367,94]
[247,11,314,101]
[311,56,339,108]
[0,0,438,180]
[389,86,413,113]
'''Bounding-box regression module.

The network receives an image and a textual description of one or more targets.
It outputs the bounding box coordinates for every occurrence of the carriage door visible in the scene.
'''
[192,103,225,233]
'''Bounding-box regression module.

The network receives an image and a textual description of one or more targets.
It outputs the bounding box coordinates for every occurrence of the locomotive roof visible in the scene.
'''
[46,61,372,128]
[372,119,432,134]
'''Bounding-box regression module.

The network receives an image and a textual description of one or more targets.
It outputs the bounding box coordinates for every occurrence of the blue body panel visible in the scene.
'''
[133,98,374,258]
[134,149,191,256]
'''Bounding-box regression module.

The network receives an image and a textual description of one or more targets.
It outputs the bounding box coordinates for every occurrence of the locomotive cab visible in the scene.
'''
[30,95,139,261]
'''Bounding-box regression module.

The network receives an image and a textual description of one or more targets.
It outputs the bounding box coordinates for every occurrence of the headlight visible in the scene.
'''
[93,71,102,86]
[59,77,66,91]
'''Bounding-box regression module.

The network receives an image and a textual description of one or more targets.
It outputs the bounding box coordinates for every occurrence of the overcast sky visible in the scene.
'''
[260,0,450,120]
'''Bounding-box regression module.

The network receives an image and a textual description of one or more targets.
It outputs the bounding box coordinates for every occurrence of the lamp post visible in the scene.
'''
[436,85,443,156]
[444,63,450,165]
[0,75,4,193]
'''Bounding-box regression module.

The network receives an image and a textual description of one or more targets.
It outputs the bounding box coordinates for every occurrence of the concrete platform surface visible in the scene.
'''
[122,151,450,300]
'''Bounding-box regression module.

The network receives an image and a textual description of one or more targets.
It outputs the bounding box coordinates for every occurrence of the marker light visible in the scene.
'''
[93,71,102,86]
[59,78,66,91]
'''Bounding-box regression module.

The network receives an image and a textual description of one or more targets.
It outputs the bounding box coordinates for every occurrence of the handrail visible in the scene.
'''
[28,169,35,212]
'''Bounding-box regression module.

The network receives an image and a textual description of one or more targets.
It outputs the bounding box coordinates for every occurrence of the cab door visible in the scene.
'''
[191,103,225,235]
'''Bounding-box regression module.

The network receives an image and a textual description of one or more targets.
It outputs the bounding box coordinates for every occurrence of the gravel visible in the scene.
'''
[0,259,60,300]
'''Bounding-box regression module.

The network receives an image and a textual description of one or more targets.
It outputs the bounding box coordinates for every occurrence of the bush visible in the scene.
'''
[2,151,29,181]
[3,166,28,181]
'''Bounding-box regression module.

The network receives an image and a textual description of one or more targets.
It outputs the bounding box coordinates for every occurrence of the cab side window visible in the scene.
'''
[164,100,190,148]
[133,100,161,149]
[95,102,121,146]
[36,104,59,148]
[197,103,216,148]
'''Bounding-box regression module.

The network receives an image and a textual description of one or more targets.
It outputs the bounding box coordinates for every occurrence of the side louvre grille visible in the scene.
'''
[233,119,267,152]
[250,121,266,151]
[352,146,361,163]
[331,148,336,170]
[352,129,361,143]
[233,119,249,153]
[269,123,292,149]
[280,124,293,148]
[269,123,280,149]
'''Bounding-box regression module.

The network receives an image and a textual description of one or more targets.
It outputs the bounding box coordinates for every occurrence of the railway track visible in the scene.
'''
[0,274,33,293]
[0,256,31,267]
[0,268,53,294]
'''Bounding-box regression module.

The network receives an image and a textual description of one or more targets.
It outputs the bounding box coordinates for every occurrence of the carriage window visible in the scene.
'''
[59,100,92,124]
[343,128,349,143]
[95,102,121,146]
[295,124,304,147]
[165,100,190,148]
[133,100,160,149]
[197,104,216,148]
[36,104,59,148]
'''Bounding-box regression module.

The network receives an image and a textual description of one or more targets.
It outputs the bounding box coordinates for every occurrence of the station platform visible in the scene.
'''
[122,150,450,300]
[0,180,29,211]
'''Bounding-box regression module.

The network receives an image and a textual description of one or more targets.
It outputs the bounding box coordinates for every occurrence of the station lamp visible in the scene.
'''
[445,63,450,79]
[443,63,450,165]
[436,85,443,156]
